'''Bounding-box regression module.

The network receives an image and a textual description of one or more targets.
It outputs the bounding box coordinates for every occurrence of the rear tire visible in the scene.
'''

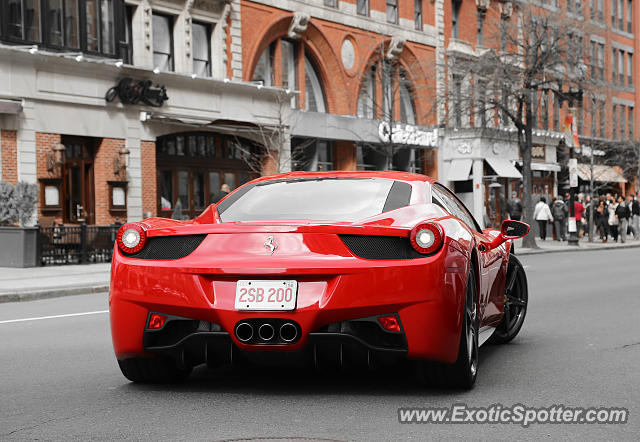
[488,255,528,345]
[117,356,192,383]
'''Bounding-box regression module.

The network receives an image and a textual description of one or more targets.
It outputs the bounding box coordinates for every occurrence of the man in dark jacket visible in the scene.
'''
[506,192,523,221]
[616,196,631,243]
[551,195,568,241]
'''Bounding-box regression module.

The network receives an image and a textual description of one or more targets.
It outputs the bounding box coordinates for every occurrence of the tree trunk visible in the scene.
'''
[521,93,537,249]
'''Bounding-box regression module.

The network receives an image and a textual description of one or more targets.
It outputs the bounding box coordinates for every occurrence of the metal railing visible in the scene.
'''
[38,223,120,266]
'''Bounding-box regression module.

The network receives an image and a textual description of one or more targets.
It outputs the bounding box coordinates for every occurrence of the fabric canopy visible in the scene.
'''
[445,159,473,181]
[486,158,523,179]
[577,164,627,183]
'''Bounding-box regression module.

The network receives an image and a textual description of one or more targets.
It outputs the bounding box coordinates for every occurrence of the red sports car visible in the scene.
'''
[109,171,529,389]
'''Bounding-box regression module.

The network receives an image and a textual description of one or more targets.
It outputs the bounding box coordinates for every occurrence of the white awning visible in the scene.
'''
[577,163,627,183]
[486,158,522,179]
[445,159,473,181]
[531,162,561,172]
[0,99,22,114]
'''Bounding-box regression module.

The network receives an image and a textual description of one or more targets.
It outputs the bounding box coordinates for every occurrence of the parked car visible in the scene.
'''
[109,171,529,389]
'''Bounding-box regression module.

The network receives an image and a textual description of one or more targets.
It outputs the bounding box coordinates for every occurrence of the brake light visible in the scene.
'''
[409,222,444,255]
[147,313,167,330]
[116,223,147,254]
[378,315,401,332]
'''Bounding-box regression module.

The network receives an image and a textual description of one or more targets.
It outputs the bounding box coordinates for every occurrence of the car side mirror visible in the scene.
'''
[480,220,530,252]
[501,220,530,239]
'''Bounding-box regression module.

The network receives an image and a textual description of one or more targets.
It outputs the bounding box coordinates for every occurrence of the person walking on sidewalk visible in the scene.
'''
[574,195,585,238]
[616,196,630,243]
[596,199,609,242]
[533,197,553,241]
[608,198,619,242]
[551,196,568,241]
[506,192,523,221]
[631,194,640,240]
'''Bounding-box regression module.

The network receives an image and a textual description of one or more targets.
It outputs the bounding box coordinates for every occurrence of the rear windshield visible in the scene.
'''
[218,178,411,223]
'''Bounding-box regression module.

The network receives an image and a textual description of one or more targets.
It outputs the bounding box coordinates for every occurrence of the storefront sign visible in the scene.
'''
[105,77,168,107]
[378,122,438,147]
[531,145,546,161]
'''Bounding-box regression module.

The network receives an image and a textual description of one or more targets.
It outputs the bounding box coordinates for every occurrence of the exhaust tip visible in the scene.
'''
[258,323,275,341]
[280,322,298,342]
[235,322,254,342]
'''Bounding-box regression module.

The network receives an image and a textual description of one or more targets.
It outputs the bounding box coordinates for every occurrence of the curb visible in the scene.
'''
[0,284,109,304]
[516,241,640,256]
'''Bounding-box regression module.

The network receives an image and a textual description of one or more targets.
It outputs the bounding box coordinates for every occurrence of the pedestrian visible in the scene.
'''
[631,194,640,240]
[574,195,584,239]
[596,200,608,242]
[506,192,523,221]
[583,194,592,238]
[213,183,231,203]
[533,196,553,241]
[551,195,568,241]
[615,196,630,243]
[608,197,619,242]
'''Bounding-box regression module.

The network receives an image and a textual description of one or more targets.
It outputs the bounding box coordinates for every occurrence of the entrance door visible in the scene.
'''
[62,138,95,224]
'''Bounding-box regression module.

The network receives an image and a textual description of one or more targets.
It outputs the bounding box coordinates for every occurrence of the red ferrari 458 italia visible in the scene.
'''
[110,171,529,389]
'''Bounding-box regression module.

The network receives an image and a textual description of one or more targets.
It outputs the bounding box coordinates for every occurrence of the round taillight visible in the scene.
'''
[116,223,147,254]
[410,222,444,255]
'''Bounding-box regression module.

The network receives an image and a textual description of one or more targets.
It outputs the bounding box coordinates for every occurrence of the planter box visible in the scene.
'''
[0,226,39,267]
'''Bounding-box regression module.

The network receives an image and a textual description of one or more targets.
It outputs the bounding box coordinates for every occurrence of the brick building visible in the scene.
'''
[438,0,639,226]
[1,0,637,228]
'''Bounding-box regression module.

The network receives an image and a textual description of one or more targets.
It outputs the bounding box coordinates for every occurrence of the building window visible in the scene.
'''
[192,22,211,77]
[553,95,560,131]
[591,99,597,136]
[357,145,389,170]
[611,0,617,27]
[629,107,634,139]
[415,0,422,31]
[542,91,550,129]
[152,13,173,71]
[324,0,337,7]
[453,75,462,127]
[627,53,633,86]
[252,39,326,113]
[477,9,485,46]
[612,48,617,84]
[357,61,415,125]
[590,0,604,21]
[627,0,633,32]
[613,104,618,139]
[386,0,398,24]
[620,105,626,139]
[617,0,624,30]
[597,43,604,80]
[356,0,368,16]
[618,50,624,84]
[599,100,606,138]
[452,0,461,39]
[0,0,126,56]
[292,139,333,171]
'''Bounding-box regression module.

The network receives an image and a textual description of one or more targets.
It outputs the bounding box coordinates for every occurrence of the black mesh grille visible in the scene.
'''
[123,234,207,260]
[339,235,424,260]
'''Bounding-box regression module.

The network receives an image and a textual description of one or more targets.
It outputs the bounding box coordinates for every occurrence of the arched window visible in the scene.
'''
[252,39,326,112]
[357,61,416,124]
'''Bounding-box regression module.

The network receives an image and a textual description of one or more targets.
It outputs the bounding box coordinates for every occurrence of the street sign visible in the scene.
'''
[568,217,577,233]
[569,158,578,188]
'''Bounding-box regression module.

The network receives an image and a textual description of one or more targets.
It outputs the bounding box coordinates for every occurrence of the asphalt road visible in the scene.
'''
[1,249,639,441]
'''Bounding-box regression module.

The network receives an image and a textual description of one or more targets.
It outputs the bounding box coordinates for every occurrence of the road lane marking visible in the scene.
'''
[0,310,108,324]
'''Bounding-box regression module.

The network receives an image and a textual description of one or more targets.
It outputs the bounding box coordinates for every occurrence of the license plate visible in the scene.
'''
[235,280,298,311]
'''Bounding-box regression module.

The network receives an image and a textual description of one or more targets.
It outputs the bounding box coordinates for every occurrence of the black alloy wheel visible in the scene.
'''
[488,255,528,344]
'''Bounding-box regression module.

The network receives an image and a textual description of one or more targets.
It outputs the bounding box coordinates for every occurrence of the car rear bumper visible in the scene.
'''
[109,239,469,364]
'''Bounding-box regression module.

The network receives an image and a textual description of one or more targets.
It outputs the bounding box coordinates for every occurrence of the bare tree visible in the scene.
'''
[441,4,594,248]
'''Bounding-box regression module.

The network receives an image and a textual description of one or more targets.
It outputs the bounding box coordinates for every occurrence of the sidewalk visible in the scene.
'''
[0,237,638,303]
[515,236,640,255]
[0,263,110,303]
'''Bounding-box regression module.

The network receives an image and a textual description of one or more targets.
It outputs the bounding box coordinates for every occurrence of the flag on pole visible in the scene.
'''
[563,112,581,148]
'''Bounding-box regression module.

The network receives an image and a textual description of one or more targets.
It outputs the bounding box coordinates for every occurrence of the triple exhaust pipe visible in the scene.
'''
[235,321,299,344]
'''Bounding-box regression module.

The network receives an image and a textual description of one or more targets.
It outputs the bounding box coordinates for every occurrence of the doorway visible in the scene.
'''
[62,137,95,224]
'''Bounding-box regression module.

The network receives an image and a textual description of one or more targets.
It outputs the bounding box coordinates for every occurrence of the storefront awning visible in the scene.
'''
[0,99,22,114]
[486,158,522,179]
[577,164,627,183]
[445,159,473,181]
